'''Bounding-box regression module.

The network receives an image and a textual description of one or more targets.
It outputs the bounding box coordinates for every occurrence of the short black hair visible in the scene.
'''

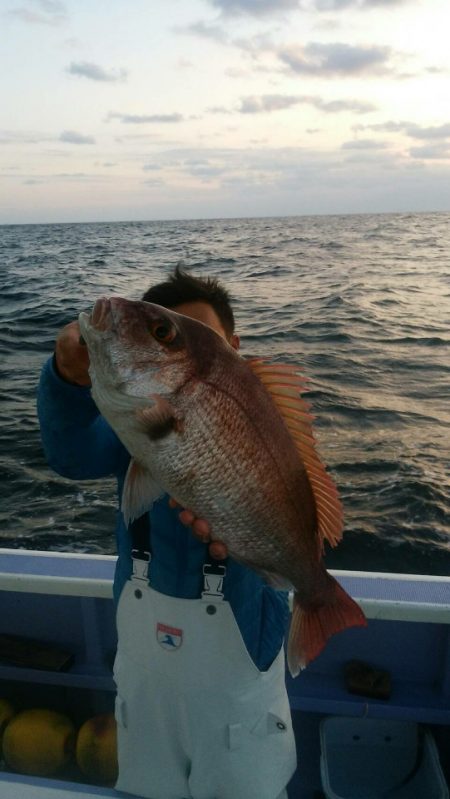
[142,265,235,336]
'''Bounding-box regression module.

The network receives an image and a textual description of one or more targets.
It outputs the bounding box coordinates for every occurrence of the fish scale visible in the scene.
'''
[155,391,284,567]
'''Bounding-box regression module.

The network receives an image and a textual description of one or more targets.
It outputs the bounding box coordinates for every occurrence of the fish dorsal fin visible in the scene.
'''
[248,359,343,551]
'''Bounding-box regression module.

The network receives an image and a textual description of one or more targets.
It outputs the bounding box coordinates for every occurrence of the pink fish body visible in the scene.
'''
[79,297,366,675]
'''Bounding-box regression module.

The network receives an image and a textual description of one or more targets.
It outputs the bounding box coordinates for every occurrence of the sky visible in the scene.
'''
[2,0,450,223]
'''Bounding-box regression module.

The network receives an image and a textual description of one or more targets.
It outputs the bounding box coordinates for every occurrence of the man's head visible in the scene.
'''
[142,265,239,350]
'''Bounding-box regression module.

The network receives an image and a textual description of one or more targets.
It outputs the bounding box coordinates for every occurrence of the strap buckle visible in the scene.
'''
[131,549,151,582]
[202,563,226,601]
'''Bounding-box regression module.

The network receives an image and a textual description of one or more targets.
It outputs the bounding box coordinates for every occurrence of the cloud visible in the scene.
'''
[67,61,127,83]
[183,159,227,180]
[368,121,450,140]
[10,142,450,221]
[409,143,450,160]
[107,112,183,124]
[4,169,108,184]
[342,138,387,149]
[177,20,229,43]
[207,0,299,15]
[8,0,67,26]
[237,93,376,114]
[207,105,232,114]
[177,58,194,69]
[143,178,165,188]
[304,0,408,8]
[239,95,300,113]
[59,130,95,144]
[279,42,392,76]
[0,130,53,144]
[307,96,376,113]
[203,0,407,14]
[353,119,450,161]
[405,123,450,140]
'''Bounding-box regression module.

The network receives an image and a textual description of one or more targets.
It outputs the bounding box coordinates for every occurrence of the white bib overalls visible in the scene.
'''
[113,547,297,799]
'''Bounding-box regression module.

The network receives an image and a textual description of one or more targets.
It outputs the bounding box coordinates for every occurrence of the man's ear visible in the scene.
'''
[230,334,240,351]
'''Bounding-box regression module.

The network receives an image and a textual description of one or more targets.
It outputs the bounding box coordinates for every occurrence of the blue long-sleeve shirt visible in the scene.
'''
[37,357,290,670]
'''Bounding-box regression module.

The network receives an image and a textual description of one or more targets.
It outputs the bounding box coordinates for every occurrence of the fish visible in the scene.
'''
[79,297,366,676]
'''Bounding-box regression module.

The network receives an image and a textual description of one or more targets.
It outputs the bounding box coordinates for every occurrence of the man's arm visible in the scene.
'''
[37,321,128,479]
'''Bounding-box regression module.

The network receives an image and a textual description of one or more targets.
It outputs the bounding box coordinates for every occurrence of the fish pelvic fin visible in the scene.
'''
[247,359,343,554]
[287,577,367,677]
[122,458,164,526]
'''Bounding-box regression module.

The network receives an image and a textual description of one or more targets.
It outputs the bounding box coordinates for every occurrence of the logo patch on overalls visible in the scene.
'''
[156,622,183,650]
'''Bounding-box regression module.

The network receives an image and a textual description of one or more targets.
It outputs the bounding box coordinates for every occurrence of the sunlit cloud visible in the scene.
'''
[278,42,393,76]
[239,95,300,113]
[66,61,128,83]
[238,93,376,113]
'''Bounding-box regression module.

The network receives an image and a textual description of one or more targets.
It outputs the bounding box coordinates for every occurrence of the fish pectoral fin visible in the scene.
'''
[122,458,164,526]
[135,396,183,441]
[247,358,343,553]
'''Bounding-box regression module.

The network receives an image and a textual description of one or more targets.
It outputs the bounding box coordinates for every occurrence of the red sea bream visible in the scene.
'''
[79,297,366,676]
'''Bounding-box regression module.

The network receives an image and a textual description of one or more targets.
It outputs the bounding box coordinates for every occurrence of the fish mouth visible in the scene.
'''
[79,297,116,337]
[78,298,115,351]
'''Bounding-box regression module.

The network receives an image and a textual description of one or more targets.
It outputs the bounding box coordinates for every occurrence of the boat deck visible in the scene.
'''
[0,549,449,797]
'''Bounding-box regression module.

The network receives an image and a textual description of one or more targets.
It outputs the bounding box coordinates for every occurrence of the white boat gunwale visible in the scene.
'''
[1,548,450,623]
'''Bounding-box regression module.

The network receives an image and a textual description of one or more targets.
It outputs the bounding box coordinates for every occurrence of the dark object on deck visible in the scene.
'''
[0,633,74,672]
[344,659,391,700]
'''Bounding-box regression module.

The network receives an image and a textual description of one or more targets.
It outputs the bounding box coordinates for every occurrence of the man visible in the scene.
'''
[38,267,296,799]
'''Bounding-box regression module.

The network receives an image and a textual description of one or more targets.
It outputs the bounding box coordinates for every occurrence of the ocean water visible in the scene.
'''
[1,212,449,575]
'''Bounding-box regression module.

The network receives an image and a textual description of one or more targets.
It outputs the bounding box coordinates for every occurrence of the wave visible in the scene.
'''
[1,211,449,574]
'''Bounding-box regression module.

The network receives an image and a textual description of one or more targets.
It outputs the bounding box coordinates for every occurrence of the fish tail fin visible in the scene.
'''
[287,576,367,677]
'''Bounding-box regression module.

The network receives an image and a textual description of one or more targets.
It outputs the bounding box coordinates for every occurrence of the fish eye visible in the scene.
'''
[151,322,176,344]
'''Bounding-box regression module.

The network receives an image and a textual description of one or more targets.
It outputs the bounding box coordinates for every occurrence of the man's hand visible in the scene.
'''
[168,499,228,560]
[55,321,91,386]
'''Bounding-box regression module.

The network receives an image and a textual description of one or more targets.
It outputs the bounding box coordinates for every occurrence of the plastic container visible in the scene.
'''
[320,717,449,799]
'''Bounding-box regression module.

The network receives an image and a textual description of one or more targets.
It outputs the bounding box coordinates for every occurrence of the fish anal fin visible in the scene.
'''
[247,359,343,551]
[287,577,367,677]
[122,458,164,526]
[260,569,293,590]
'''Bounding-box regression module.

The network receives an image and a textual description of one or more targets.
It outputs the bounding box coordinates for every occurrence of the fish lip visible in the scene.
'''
[90,297,113,332]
